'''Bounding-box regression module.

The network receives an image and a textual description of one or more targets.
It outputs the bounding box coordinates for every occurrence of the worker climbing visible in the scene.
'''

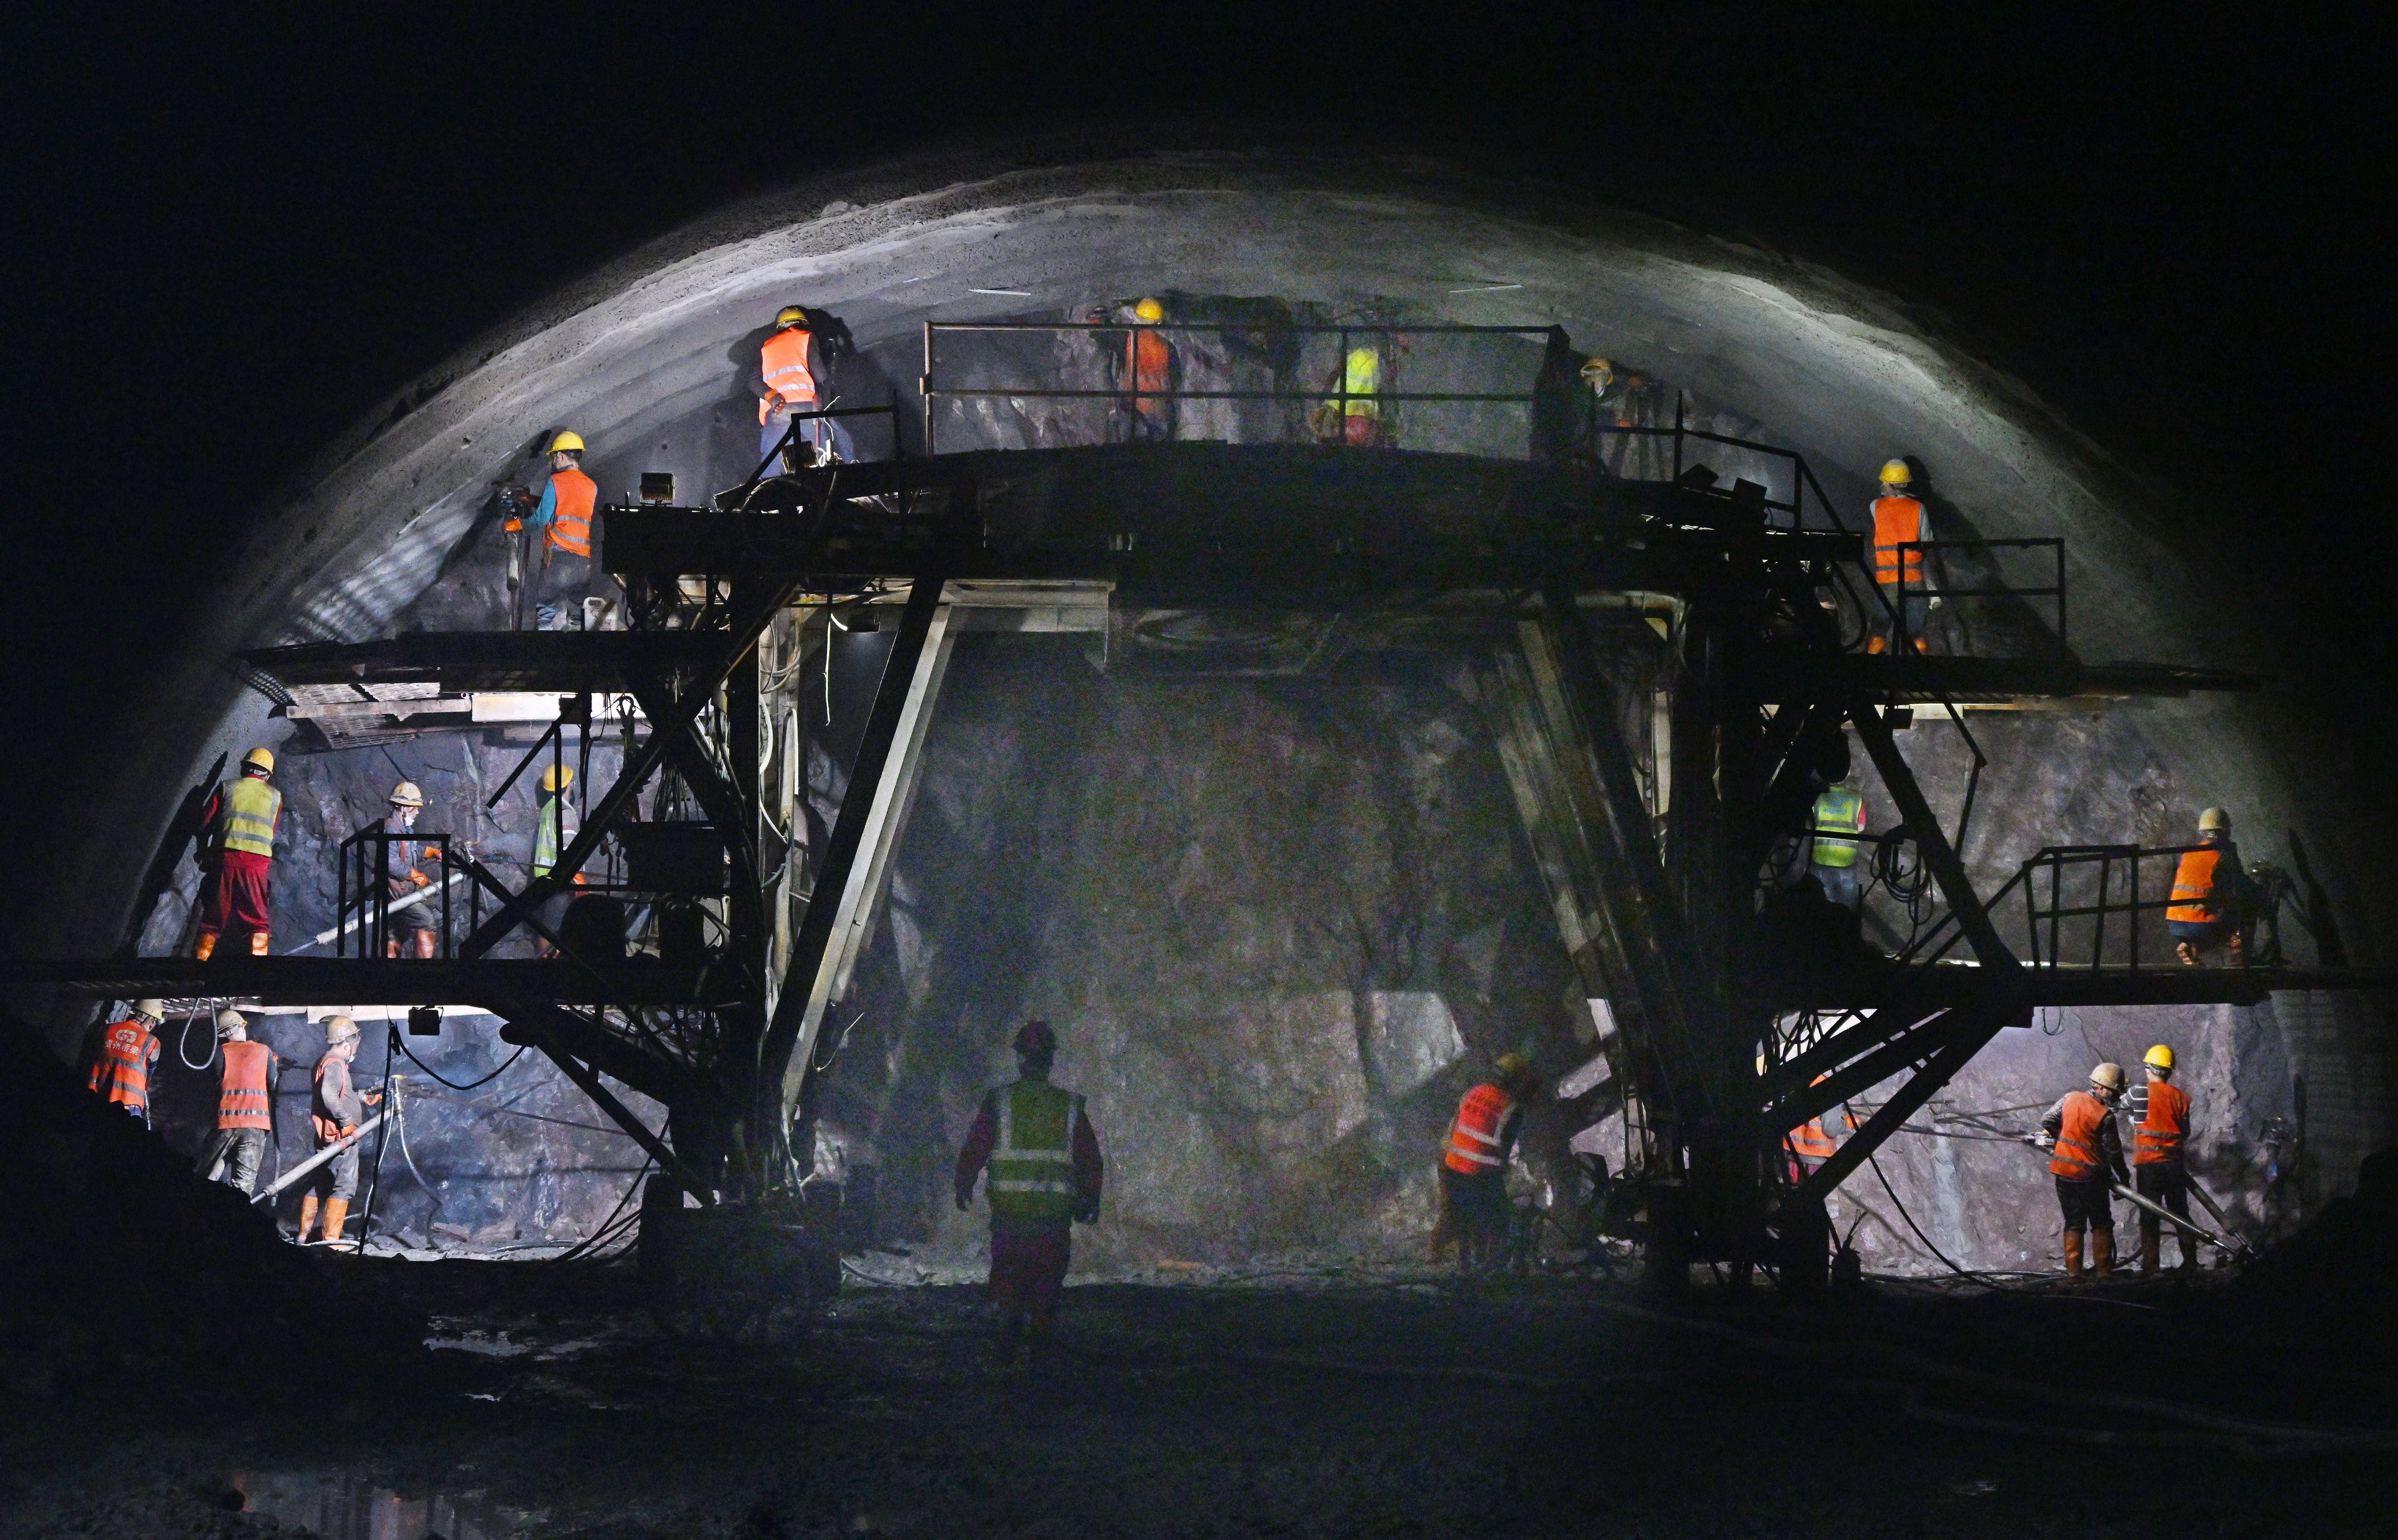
[377,781,443,958]
[194,746,280,960]
[2132,1044,2200,1273]
[1431,1053,1537,1272]
[506,430,600,631]
[2168,807,2247,966]
[2040,1061,2130,1280]
[954,1021,1104,1359]
[196,1010,283,1196]
[87,998,167,1121]
[758,304,855,471]
[300,1016,381,1248]
[1865,458,1937,654]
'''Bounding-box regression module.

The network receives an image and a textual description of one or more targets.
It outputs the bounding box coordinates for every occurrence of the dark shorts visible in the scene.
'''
[2055,1176,2115,1233]
[1440,1165,1508,1240]
[2169,918,2232,947]
[989,1222,1071,1316]
[2134,1161,2190,1221]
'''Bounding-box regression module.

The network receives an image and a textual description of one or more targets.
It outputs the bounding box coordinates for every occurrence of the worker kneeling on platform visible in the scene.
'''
[954,1021,1104,1355]
[300,1016,381,1248]
[2168,808,2246,966]
[1432,1053,1537,1271]
[2133,1044,2200,1273]
[2040,1061,2130,1280]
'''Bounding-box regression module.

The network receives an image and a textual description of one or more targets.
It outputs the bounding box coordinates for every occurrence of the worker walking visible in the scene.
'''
[954,1021,1104,1355]
[1431,1053,1537,1271]
[2133,1044,2200,1273]
[300,1016,381,1248]
[510,430,599,630]
[1865,459,1936,654]
[2040,1061,2130,1280]
[196,1010,283,1196]
[2168,807,2246,966]
[1810,779,1869,910]
[88,999,167,1122]
[194,747,281,959]
[758,305,855,471]
[380,781,443,958]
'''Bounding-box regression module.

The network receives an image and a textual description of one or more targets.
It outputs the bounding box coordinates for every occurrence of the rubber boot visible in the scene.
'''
[1865,635,1888,655]
[2090,1228,2115,1279]
[2175,941,2201,967]
[411,929,436,959]
[2139,1225,2161,1274]
[296,1194,320,1243]
[250,929,270,956]
[195,931,218,961]
[1912,636,1930,655]
[2061,1229,2084,1280]
[320,1198,351,1250]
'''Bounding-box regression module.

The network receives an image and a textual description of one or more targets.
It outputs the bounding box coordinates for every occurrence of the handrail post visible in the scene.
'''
[921,321,935,457]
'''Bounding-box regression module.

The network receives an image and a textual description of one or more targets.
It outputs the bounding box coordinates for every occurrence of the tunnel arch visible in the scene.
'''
[25,140,2390,1270]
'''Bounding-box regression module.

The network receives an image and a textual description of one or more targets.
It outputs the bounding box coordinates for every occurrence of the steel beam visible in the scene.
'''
[1786,1008,2010,1209]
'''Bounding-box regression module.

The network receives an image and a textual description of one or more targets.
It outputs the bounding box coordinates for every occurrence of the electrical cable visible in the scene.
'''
[355,1029,395,1253]
[538,1158,653,1265]
[395,1036,528,1091]
[175,1006,219,1071]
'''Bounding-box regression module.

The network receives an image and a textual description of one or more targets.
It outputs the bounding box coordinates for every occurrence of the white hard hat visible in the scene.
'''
[131,999,166,1023]
[389,781,425,808]
[215,1008,248,1039]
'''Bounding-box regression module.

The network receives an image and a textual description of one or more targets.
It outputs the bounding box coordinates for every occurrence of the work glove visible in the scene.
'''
[410,870,432,888]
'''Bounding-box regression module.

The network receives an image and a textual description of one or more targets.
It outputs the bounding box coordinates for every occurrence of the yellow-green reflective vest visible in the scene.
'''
[220,776,281,859]
[532,794,575,879]
[1811,786,1864,869]
[1328,347,1382,419]
[988,1078,1082,1223]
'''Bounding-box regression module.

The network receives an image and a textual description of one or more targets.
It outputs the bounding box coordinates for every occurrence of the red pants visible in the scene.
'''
[989,1223,1071,1324]
[198,851,272,946]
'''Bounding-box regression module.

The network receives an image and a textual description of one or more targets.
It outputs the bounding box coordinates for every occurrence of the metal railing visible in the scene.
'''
[335,825,458,959]
[2018,842,2223,971]
[1892,537,2068,653]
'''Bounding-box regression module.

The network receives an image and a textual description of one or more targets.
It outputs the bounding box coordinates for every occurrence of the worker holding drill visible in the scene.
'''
[2133,1044,2200,1272]
[194,747,281,959]
[299,1016,380,1247]
[1865,459,1937,654]
[88,999,166,1122]
[954,1021,1104,1356]
[758,305,855,470]
[197,1010,283,1196]
[380,781,443,958]
[505,430,599,630]
[1431,1053,1538,1271]
[2040,1061,2130,1280]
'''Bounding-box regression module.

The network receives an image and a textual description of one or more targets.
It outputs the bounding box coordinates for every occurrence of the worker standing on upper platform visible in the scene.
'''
[2132,1044,2199,1273]
[1810,778,1869,911]
[1317,340,1389,448]
[510,430,598,631]
[1865,459,1936,654]
[758,305,855,471]
[954,1021,1104,1357]
[1431,1053,1537,1271]
[2041,1061,2130,1281]
[1106,297,1176,443]
[194,747,280,960]
[88,999,166,1121]
[380,781,443,958]
[2168,807,2246,966]
[197,1010,282,1196]
[301,1016,380,1248]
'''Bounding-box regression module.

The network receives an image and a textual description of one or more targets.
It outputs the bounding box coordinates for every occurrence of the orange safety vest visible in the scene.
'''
[90,1019,158,1113]
[1871,495,1925,587]
[2167,846,2223,923]
[218,1039,274,1131]
[545,467,596,558]
[2048,1089,2110,1181]
[1785,1077,1855,1162]
[1129,329,1171,407]
[1443,1083,1518,1175]
[2135,1080,2190,1166]
[760,325,819,414]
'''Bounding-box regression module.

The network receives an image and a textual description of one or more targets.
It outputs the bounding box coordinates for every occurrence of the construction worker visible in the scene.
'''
[1810,778,1869,910]
[2168,807,2245,966]
[301,1016,381,1247]
[1430,1053,1537,1270]
[88,999,167,1121]
[380,781,443,958]
[530,763,580,955]
[194,747,280,959]
[1105,297,1176,442]
[2040,1061,2130,1280]
[1865,459,1935,654]
[2133,1044,2200,1273]
[196,1010,283,1196]
[1316,341,1388,448]
[758,305,855,471]
[953,1021,1104,1354]
[510,430,598,630]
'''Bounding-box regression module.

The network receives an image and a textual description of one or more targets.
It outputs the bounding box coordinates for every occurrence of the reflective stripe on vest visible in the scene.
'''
[1812,786,1865,869]
[988,1080,1081,1223]
[91,1021,156,1111]
[1443,1083,1517,1174]
[1871,496,1925,585]
[219,1040,274,1131]
[762,327,818,407]
[545,467,597,558]
[2167,847,2223,923]
[2049,1090,2108,1181]
[2136,1080,2190,1165]
[221,775,281,858]
[1329,347,1382,419]
[1788,1116,1838,1162]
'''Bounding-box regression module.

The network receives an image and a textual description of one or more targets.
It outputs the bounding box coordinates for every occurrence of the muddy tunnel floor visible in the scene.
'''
[10,1261,2398,1540]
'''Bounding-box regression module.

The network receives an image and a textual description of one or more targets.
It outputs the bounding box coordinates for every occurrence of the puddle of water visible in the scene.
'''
[236,1468,533,1540]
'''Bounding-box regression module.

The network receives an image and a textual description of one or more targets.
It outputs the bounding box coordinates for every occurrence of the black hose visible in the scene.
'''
[355,1029,394,1252]
[395,1036,528,1091]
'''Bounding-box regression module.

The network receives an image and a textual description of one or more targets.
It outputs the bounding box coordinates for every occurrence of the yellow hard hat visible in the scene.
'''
[539,764,574,793]
[2090,1062,2126,1092]
[1133,297,1165,322]
[2198,806,2230,833]
[775,305,807,327]
[389,781,425,808]
[242,746,275,775]
[1493,1052,1533,1090]
[2144,1044,2175,1072]
[1878,458,1912,487]
[548,430,585,456]
[1580,356,1615,391]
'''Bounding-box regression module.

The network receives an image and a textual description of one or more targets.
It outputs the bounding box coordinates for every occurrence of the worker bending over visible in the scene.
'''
[2133,1044,2200,1272]
[195,747,281,959]
[758,305,855,470]
[1865,459,1936,654]
[89,999,166,1122]
[506,430,599,630]
[1432,1053,1537,1271]
[954,1021,1103,1355]
[197,1010,283,1196]
[2041,1061,2130,1280]
[2167,807,2245,966]
[380,781,443,958]
[300,1016,381,1247]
